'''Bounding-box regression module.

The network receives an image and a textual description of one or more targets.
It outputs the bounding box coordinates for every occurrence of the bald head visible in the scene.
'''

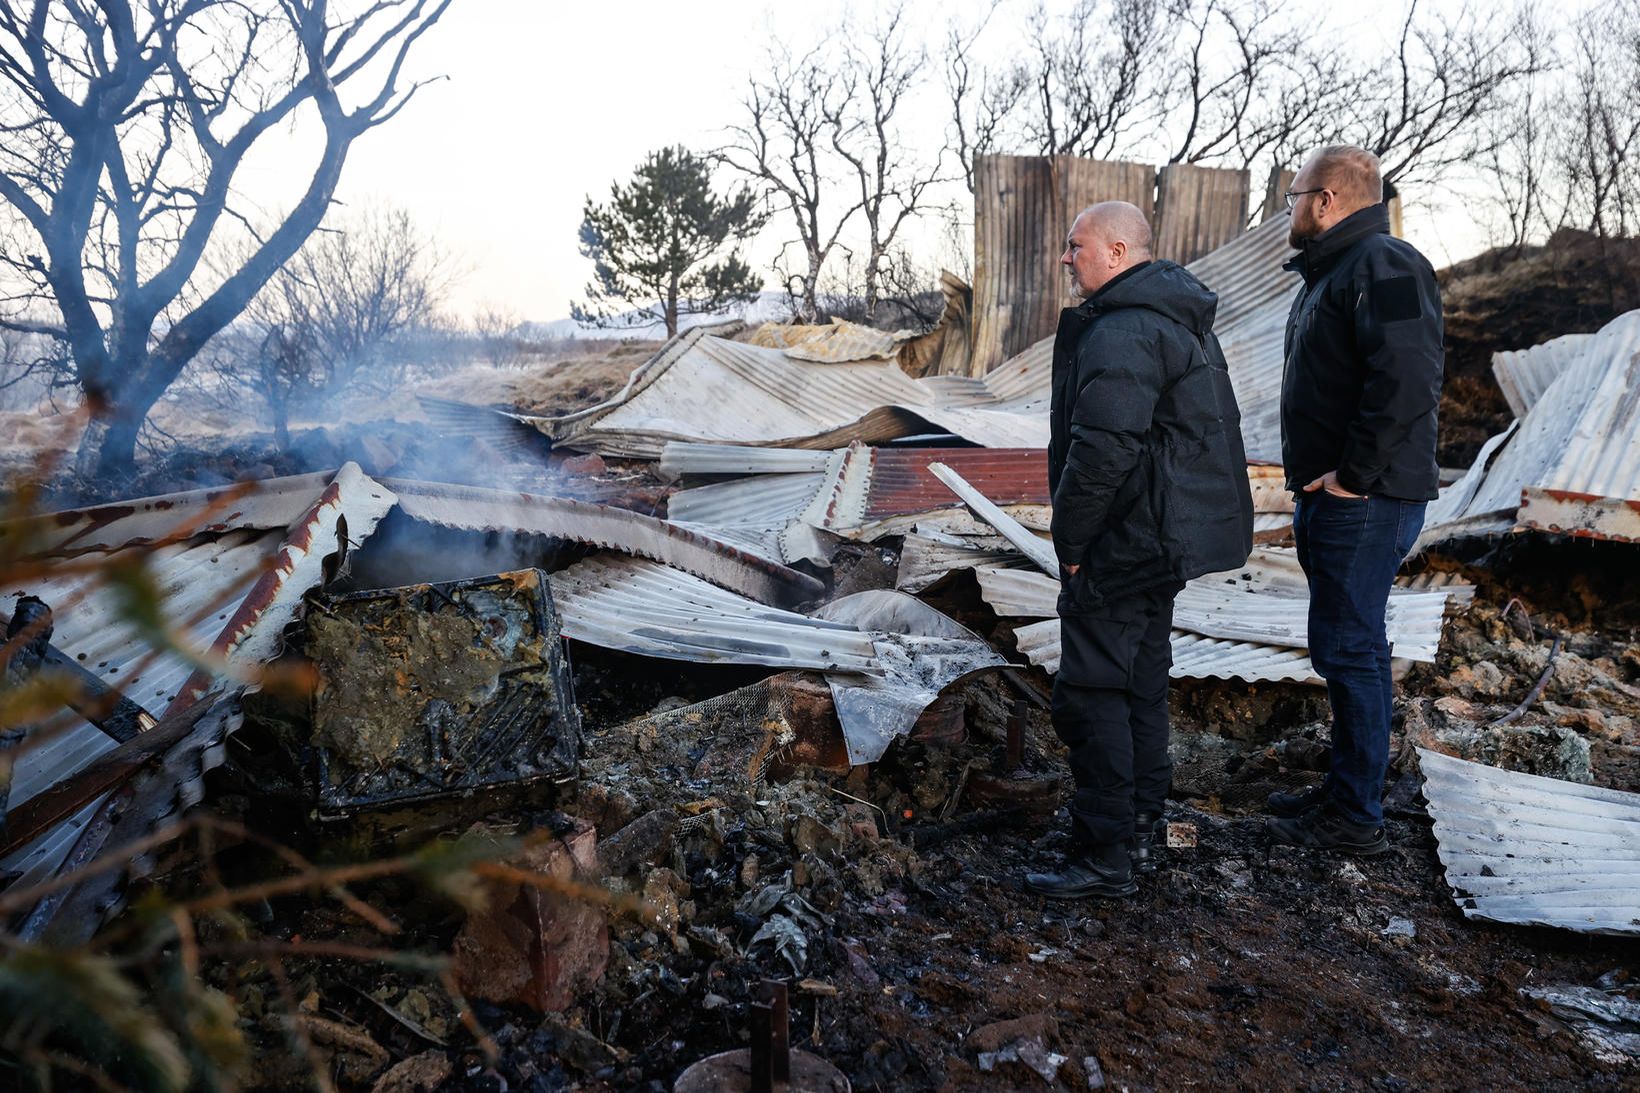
[1289,145,1383,246]
[1062,201,1153,299]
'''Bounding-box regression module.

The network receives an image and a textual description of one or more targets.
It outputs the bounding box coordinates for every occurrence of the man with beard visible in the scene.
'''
[1026,201,1253,899]
[1267,146,1443,854]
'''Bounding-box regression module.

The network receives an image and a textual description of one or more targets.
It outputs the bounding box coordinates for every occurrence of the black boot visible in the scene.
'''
[1131,811,1166,874]
[1265,783,1328,819]
[1267,804,1388,856]
[1025,841,1138,899]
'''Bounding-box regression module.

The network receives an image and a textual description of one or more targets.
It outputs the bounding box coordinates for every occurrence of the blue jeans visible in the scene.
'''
[1293,491,1426,826]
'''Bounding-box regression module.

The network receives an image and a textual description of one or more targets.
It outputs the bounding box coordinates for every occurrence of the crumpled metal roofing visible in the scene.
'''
[1011,617,1321,683]
[975,562,1453,665]
[665,444,1051,565]
[2,464,829,909]
[547,555,1007,764]
[1422,310,1640,545]
[1420,747,1640,935]
[483,327,1051,459]
[2,464,395,895]
[1492,311,1640,418]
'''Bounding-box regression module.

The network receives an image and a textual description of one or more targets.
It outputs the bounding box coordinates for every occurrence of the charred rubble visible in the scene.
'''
[4,228,1640,1091]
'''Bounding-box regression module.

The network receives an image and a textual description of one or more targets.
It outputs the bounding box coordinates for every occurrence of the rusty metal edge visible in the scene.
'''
[380,476,825,606]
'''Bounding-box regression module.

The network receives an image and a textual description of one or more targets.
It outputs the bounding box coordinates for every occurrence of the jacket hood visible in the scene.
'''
[1078,259,1219,335]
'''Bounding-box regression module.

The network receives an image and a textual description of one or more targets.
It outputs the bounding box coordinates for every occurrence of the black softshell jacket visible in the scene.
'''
[1281,203,1444,499]
[1049,260,1255,612]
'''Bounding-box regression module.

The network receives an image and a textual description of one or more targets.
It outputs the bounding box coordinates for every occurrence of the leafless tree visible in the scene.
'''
[0,0,452,480]
[943,9,1029,192]
[1016,0,1164,158]
[823,7,953,321]
[470,302,527,369]
[722,45,863,323]
[1556,0,1640,238]
[1347,0,1543,187]
[197,204,452,448]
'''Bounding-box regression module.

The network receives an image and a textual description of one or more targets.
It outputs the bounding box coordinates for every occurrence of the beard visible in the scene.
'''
[1288,207,1317,250]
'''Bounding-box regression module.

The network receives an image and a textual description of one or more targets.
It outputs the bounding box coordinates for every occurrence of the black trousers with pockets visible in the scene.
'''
[1052,581,1182,849]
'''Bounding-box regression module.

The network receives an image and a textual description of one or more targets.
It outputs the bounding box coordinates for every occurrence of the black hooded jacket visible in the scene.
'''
[1049,260,1255,612]
[1281,203,1443,499]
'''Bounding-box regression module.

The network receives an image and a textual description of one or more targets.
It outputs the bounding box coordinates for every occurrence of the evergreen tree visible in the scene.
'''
[574,147,767,337]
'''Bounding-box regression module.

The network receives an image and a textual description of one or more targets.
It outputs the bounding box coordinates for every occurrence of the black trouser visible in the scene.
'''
[1052,582,1181,849]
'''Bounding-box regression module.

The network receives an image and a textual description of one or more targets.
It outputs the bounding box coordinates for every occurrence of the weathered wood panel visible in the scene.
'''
[1260,165,1295,223]
[970,154,1154,376]
[1153,163,1252,264]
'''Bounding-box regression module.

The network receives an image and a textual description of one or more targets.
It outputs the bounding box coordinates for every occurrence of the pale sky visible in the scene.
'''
[232,0,1529,322]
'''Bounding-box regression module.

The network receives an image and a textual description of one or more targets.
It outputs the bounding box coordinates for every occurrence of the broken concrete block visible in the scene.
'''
[453,820,608,1012]
[598,808,678,879]
[297,569,580,814]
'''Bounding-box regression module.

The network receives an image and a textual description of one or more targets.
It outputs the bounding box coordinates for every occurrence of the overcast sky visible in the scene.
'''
[239,0,1522,322]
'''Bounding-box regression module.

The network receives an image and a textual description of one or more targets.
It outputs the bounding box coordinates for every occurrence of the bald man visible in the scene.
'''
[1268,146,1443,854]
[1027,201,1253,899]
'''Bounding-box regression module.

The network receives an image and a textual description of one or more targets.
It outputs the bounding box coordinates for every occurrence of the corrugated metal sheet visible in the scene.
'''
[660,443,836,477]
[746,320,911,362]
[1012,618,1321,683]
[663,446,1049,565]
[867,448,1047,516]
[1,464,396,899]
[1422,314,1640,544]
[974,565,1452,660]
[510,331,1051,458]
[1419,748,1640,935]
[0,470,341,559]
[381,476,824,606]
[1154,163,1252,264]
[546,556,880,673]
[895,532,1029,592]
[1492,311,1640,418]
[547,556,1006,764]
[970,154,1157,375]
[928,462,1059,574]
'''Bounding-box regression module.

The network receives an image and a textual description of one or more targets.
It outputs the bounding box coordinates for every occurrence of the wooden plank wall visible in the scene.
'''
[969,154,1154,376]
[969,154,1251,375]
[1153,163,1252,264]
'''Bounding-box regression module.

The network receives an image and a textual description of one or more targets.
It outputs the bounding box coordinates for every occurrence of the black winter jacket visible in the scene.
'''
[1049,260,1255,611]
[1281,204,1443,500]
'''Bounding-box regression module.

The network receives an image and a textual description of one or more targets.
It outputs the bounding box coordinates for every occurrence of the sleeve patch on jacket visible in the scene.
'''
[1373,275,1422,323]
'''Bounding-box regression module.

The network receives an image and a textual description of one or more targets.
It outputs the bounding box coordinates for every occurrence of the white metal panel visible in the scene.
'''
[1420,748,1640,935]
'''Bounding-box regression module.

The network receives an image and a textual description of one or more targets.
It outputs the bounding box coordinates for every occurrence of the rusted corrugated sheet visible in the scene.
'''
[0,470,340,559]
[866,449,1048,516]
[1420,748,1640,935]
[971,154,1157,375]
[1154,163,1252,264]
[0,465,396,919]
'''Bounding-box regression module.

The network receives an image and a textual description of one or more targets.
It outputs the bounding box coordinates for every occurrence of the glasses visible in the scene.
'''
[1284,188,1328,210]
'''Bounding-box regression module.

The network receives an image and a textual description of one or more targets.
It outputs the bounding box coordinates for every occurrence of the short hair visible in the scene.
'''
[1309,145,1384,207]
[1073,200,1154,258]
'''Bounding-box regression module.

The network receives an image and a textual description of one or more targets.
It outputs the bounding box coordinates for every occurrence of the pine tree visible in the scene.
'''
[573,147,767,337]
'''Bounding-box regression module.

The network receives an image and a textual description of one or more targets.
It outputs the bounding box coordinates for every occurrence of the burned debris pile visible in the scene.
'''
[4,222,1640,1090]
